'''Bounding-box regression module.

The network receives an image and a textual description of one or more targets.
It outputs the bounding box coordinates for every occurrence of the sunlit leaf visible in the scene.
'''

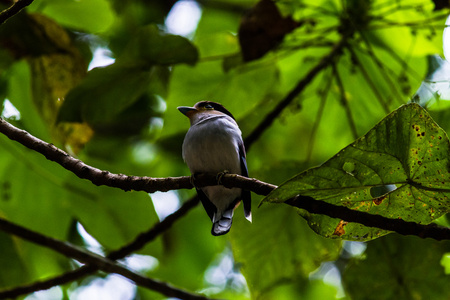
[0,135,74,282]
[57,63,153,124]
[231,204,340,297]
[0,232,29,288]
[263,103,450,241]
[120,25,199,66]
[6,61,50,140]
[35,0,115,33]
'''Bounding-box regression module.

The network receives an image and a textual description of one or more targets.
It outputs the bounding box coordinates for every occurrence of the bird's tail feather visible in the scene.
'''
[211,209,233,236]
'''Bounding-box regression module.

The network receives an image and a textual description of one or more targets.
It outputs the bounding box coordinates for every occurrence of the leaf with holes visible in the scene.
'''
[262,103,450,241]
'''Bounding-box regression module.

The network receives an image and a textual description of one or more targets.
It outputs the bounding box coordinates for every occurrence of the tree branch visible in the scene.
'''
[0,0,34,25]
[2,116,450,299]
[0,216,212,300]
[1,116,450,243]
[1,170,449,297]
[286,196,450,241]
[0,196,200,298]
[0,117,276,194]
[0,28,448,298]
[0,117,192,192]
[244,35,348,149]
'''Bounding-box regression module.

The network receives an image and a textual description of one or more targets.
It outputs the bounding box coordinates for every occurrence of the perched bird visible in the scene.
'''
[178,101,252,236]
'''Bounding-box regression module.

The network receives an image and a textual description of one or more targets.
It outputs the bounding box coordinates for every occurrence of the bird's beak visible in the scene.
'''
[177,106,197,117]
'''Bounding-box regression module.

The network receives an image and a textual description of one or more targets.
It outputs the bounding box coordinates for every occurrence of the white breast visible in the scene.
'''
[182,115,242,175]
[182,115,243,214]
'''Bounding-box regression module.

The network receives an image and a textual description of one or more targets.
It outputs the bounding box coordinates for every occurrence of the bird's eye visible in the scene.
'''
[204,104,214,110]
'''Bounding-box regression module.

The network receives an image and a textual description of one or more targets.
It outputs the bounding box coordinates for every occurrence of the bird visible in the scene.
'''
[178,101,252,236]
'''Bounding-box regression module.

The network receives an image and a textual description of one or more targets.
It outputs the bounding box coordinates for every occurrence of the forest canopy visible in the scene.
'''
[1,0,450,299]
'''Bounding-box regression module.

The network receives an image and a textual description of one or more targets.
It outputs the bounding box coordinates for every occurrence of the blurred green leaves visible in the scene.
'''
[0,0,449,299]
[343,234,450,299]
[231,204,340,298]
[120,25,199,66]
[58,26,198,127]
[34,0,115,33]
[57,63,154,124]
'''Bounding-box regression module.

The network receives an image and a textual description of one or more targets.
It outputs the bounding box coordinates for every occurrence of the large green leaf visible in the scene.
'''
[369,0,444,57]
[120,25,199,66]
[150,204,226,291]
[343,234,450,299]
[68,182,162,255]
[230,204,340,298]
[0,232,29,288]
[57,63,153,124]
[0,135,73,284]
[57,26,197,125]
[31,0,115,33]
[6,61,50,140]
[263,103,450,241]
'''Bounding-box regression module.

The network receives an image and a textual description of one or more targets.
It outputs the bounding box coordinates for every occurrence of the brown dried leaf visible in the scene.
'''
[238,0,300,61]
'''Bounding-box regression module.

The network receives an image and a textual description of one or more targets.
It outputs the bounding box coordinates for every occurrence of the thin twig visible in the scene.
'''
[306,69,333,163]
[0,217,212,300]
[331,63,359,140]
[346,45,391,114]
[353,35,405,105]
[0,0,33,25]
[244,35,349,149]
[0,197,200,299]
[3,113,450,300]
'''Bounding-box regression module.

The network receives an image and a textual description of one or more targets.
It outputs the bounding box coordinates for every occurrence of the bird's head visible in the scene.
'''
[178,101,236,125]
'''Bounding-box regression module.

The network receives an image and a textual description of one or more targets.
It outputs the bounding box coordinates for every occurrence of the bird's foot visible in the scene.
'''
[216,170,229,185]
[190,173,200,187]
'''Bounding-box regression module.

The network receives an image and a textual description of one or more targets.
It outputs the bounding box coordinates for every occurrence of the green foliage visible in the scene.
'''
[263,103,450,241]
[58,25,197,127]
[0,0,449,299]
[57,64,155,124]
[29,0,115,33]
[343,234,450,299]
[230,204,340,298]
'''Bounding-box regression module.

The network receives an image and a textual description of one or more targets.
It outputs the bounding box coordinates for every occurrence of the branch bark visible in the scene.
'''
[0,29,449,299]
[1,116,450,242]
[2,113,450,299]
[0,0,34,25]
[0,117,277,194]
[286,196,450,241]
[0,215,212,300]
[244,35,348,149]
[0,197,200,299]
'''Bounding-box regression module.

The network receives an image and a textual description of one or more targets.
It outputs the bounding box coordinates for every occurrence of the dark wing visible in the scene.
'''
[239,142,252,222]
[199,188,238,236]
[196,188,216,222]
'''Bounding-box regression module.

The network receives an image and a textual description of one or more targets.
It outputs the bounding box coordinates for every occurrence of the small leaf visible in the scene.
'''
[39,0,115,33]
[263,103,450,241]
[238,0,300,61]
[120,25,199,66]
[57,63,152,124]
